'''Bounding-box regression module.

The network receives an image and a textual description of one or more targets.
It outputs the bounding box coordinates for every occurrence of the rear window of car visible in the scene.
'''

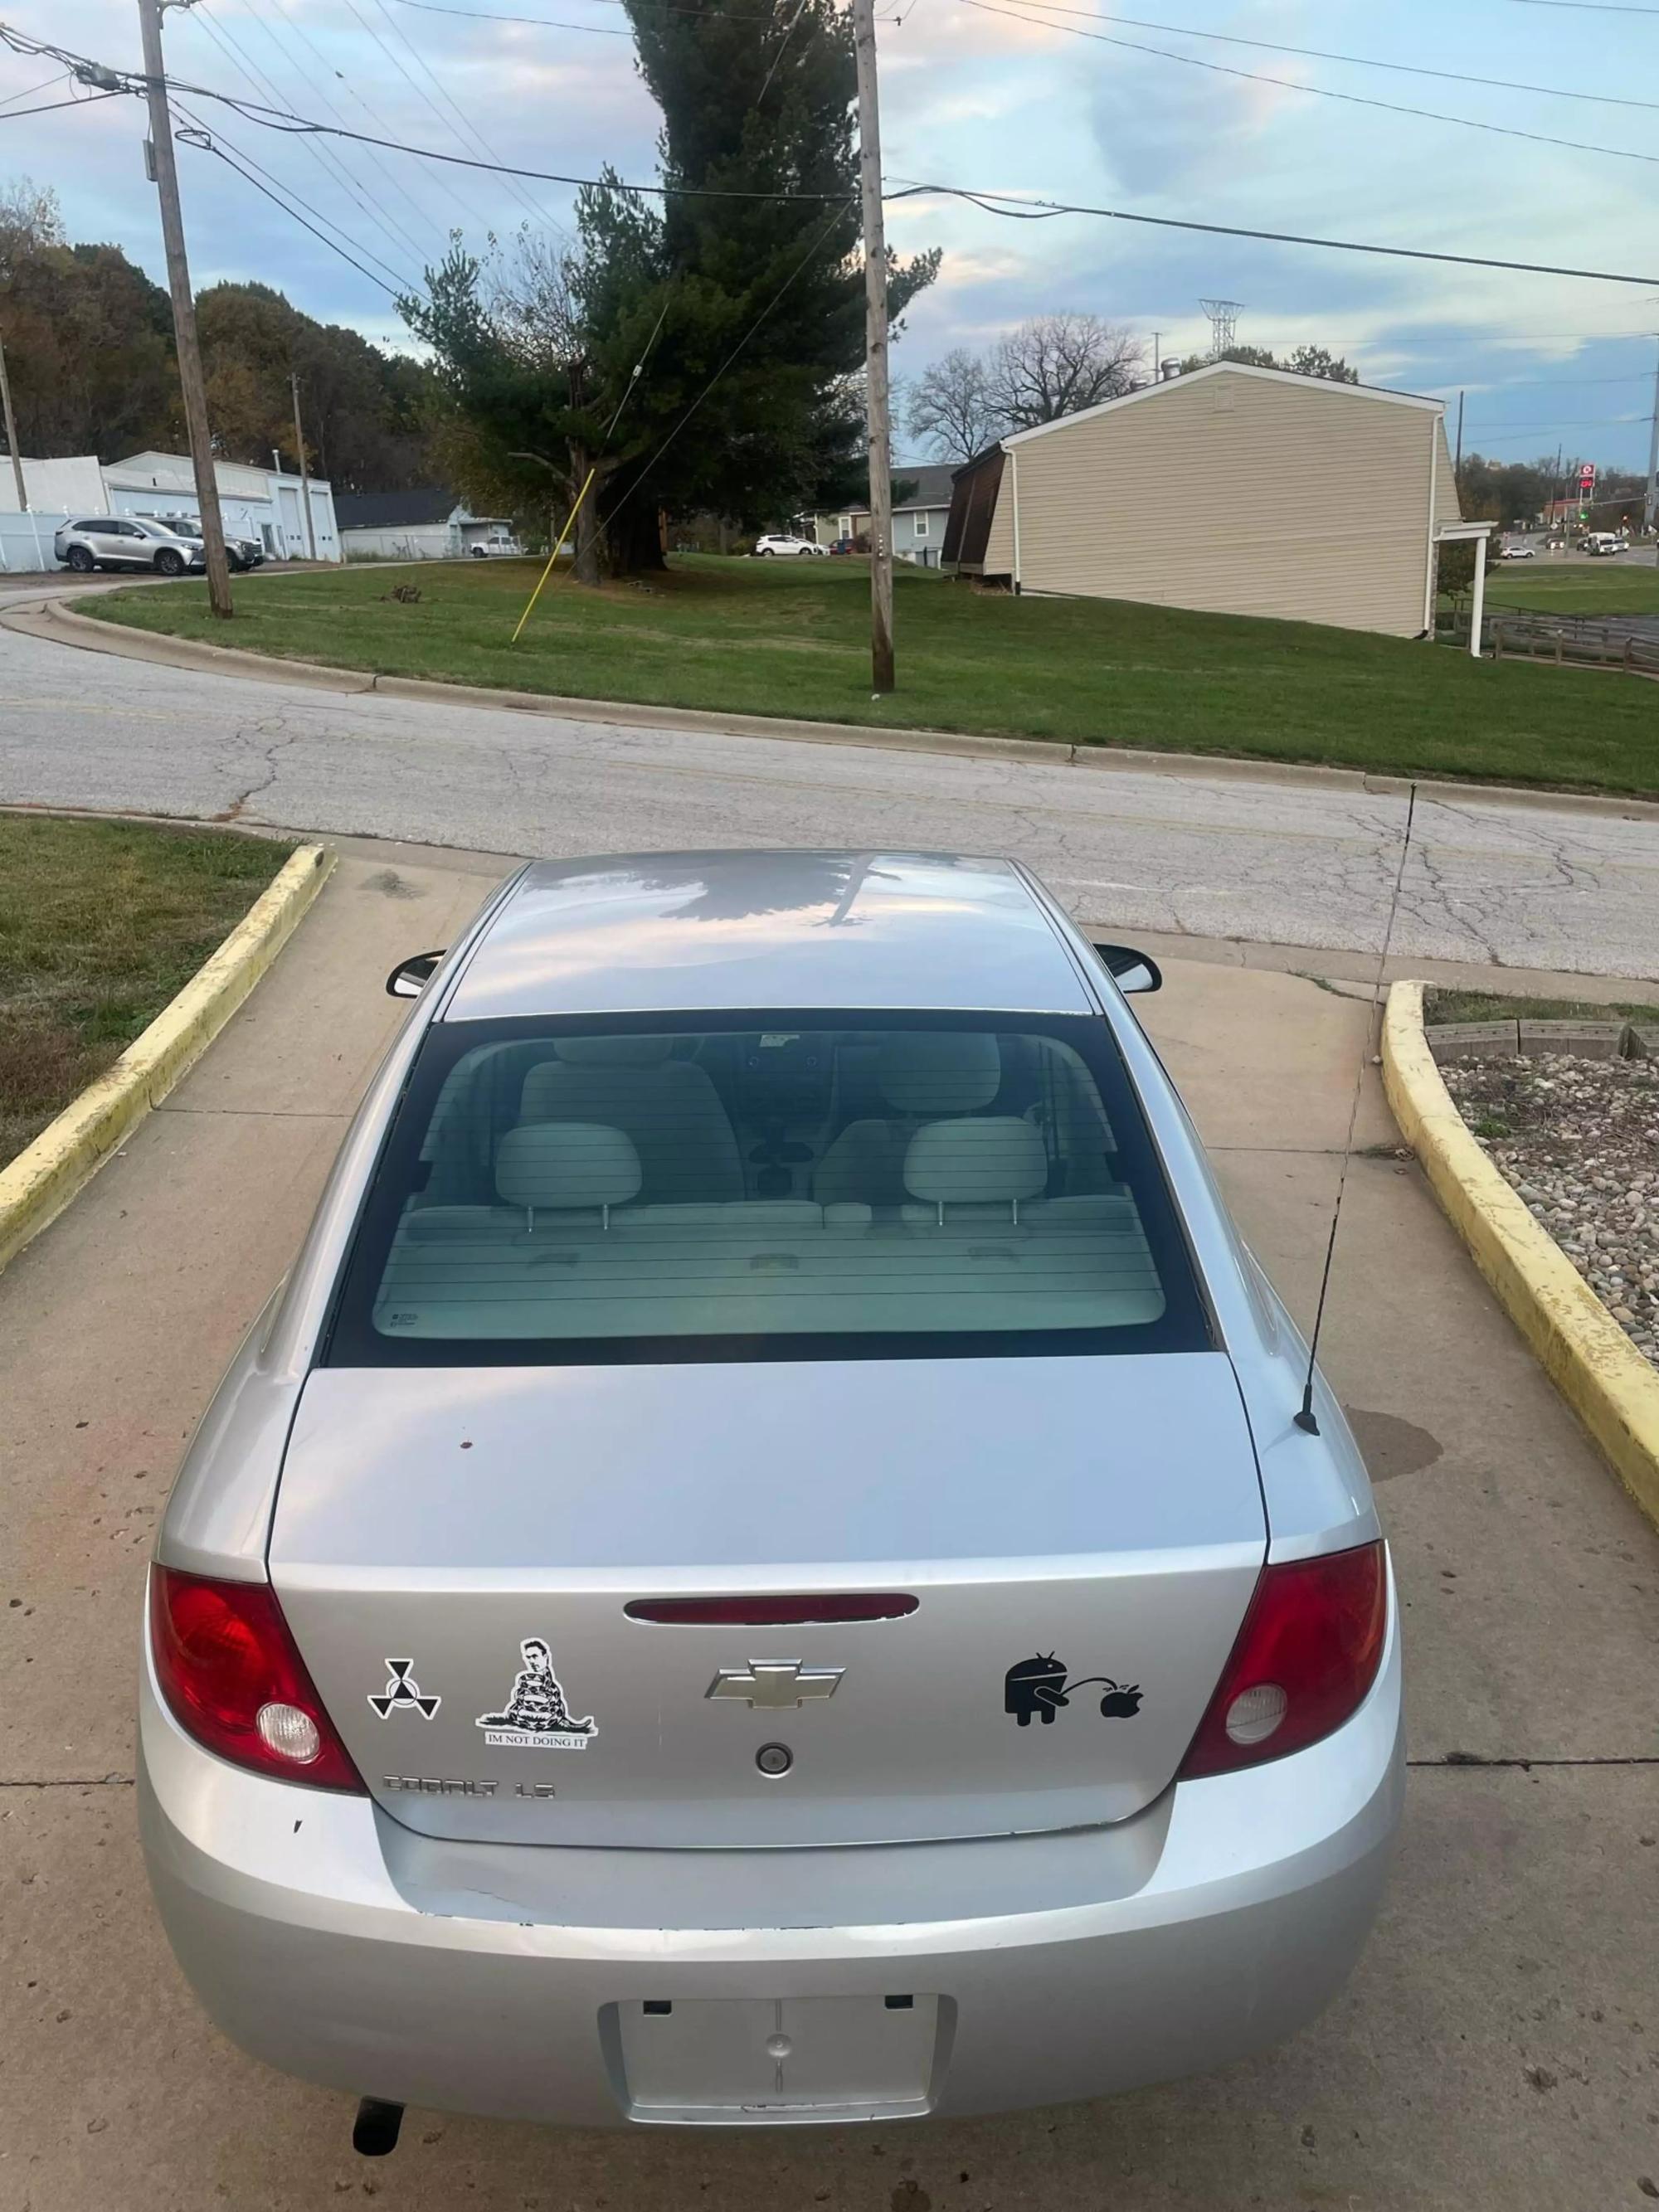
[326,1011,1210,1366]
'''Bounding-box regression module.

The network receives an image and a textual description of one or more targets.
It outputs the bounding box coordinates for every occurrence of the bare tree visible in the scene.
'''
[985,314,1146,431]
[488,230,610,585]
[905,347,997,463]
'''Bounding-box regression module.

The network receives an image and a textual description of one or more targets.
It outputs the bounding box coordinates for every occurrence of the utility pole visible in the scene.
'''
[289,371,319,562]
[1644,334,1658,540]
[1453,390,1464,489]
[852,0,894,693]
[137,0,233,618]
[1152,330,1162,384]
[0,328,27,512]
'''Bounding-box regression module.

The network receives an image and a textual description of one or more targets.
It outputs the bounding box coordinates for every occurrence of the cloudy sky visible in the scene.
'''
[3,0,1657,473]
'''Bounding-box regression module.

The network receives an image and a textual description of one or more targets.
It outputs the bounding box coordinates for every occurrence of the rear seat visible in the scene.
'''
[379,1119,1162,1336]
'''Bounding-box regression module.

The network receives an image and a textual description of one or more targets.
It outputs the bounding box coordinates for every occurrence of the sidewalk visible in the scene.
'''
[2,845,1656,2210]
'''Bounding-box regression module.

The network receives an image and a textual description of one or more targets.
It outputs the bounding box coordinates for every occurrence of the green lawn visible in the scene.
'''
[1481,560,1659,616]
[1427,987,1659,1027]
[79,554,1659,795]
[0,816,292,1169]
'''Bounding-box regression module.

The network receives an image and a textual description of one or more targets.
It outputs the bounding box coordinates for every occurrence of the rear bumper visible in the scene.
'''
[139,1585,1403,2127]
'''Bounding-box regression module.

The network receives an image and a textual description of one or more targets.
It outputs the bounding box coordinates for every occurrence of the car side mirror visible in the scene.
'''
[386,949,445,999]
[1092,943,1162,995]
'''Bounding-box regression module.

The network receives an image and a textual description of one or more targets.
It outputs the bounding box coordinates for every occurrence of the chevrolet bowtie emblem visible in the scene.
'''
[706,1660,844,1709]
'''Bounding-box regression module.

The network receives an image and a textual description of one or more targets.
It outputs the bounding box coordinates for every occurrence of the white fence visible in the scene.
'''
[0,511,67,575]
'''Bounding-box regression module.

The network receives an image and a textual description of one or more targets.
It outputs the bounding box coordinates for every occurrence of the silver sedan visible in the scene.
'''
[139,850,1401,2151]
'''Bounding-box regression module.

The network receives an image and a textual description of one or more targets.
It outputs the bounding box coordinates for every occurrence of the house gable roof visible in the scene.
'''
[334,488,465,530]
[1000,360,1443,450]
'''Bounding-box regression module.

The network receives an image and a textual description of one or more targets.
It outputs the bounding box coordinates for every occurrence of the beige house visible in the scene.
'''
[943,362,1489,643]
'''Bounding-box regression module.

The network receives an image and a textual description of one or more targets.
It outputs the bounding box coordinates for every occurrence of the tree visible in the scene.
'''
[1284,344,1359,385]
[0,177,435,482]
[0,179,178,459]
[986,313,1144,430]
[405,0,939,576]
[197,280,439,489]
[1175,343,1359,383]
[904,347,995,462]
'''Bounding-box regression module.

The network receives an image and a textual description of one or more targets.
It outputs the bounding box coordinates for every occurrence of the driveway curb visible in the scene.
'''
[12,592,1659,822]
[0,840,334,1274]
[1382,980,1659,1529]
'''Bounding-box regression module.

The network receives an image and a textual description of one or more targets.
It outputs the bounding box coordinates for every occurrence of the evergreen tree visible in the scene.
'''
[404,0,937,576]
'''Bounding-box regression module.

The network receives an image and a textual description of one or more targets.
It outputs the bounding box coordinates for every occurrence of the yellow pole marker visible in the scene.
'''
[512,467,597,644]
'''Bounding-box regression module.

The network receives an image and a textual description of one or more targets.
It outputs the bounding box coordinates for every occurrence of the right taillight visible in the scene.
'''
[1178,1540,1387,1780]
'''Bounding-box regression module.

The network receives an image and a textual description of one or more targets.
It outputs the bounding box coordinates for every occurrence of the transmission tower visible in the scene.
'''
[1199,298,1243,358]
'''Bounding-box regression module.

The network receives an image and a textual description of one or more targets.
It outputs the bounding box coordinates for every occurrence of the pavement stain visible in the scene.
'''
[1344,1407,1443,1480]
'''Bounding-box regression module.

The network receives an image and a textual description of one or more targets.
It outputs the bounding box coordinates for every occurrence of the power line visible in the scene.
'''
[0,85,122,120]
[220,0,432,262]
[0,66,68,107]
[985,0,1659,113]
[382,0,775,25]
[1462,412,1648,432]
[189,5,431,276]
[174,110,420,298]
[355,0,565,236]
[333,0,503,231]
[890,182,1659,288]
[248,0,459,251]
[9,26,1659,289]
[1436,371,1656,392]
[959,0,1659,169]
[1508,0,1659,12]
[757,0,813,104]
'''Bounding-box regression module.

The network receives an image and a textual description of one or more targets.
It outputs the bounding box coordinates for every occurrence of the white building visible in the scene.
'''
[102,450,340,562]
[0,448,342,569]
[335,489,520,561]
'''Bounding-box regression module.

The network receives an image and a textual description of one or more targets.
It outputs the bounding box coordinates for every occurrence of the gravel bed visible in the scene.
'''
[1438,1052,1659,1367]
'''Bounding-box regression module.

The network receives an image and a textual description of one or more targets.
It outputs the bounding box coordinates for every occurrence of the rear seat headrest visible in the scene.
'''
[496,1122,642,1217]
[878,1031,1000,1115]
[903,1117,1048,1209]
[550,1036,674,1067]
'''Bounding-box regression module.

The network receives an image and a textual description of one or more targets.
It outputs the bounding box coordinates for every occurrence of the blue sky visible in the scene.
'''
[3,0,1657,472]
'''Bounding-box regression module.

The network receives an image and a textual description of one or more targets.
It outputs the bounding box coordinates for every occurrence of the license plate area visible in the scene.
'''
[606,1994,948,2124]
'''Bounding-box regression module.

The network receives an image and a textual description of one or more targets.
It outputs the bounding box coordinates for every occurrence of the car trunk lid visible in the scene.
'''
[270,1354,1264,1846]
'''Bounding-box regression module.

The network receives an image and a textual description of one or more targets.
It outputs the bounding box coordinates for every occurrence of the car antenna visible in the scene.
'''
[1294,783,1419,1437]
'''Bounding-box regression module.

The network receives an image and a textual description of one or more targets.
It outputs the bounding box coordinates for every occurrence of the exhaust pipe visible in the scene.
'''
[353,2098,404,2156]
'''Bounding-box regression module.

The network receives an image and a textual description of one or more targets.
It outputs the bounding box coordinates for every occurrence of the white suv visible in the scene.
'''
[54,515,207,576]
[753,533,826,557]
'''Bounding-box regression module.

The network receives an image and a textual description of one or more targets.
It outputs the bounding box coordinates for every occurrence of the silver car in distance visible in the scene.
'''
[139,851,1401,2142]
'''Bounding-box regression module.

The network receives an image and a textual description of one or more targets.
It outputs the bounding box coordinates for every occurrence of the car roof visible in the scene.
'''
[441,850,1101,1019]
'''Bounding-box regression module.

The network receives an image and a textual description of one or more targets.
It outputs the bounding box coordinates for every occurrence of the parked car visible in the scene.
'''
[753,532,827,557]
[139,850,1400,2145]
[469,539,523,558]
[53,514,207,576]
[153,516,265,572]
[1499,541,1536,560]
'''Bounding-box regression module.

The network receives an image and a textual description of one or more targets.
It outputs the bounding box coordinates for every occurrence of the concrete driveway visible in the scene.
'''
[2,844,1657,2211]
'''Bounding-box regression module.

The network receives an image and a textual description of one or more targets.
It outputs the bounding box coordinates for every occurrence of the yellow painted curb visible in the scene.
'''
[1383,980,1659,1529]
[0,841,334,1274]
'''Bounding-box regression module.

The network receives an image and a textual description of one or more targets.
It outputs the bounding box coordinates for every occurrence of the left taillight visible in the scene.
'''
[148,1566,364,1792]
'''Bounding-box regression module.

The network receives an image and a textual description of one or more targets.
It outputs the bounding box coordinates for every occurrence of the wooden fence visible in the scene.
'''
[1437,605,1659,678]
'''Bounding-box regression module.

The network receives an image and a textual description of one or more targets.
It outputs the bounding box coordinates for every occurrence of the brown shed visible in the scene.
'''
[943,362,1467,639]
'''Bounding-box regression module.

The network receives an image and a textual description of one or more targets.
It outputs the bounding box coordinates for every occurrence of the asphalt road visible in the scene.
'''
[2,604,1657,980]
